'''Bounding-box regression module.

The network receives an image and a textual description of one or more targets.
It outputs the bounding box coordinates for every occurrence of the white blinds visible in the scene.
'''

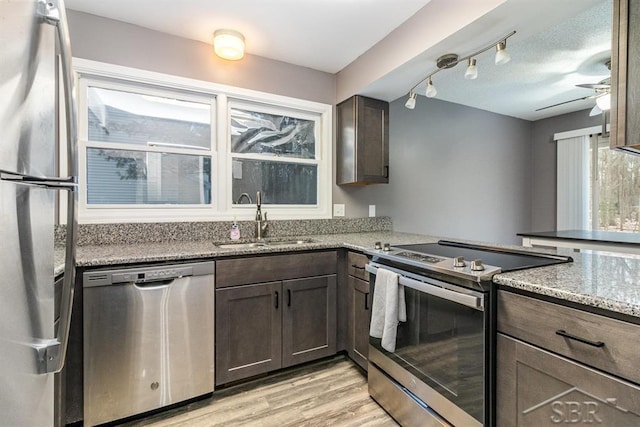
[556,135,590,230]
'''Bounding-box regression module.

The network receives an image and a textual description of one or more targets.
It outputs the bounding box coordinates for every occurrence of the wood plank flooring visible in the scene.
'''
[122,357,398,427]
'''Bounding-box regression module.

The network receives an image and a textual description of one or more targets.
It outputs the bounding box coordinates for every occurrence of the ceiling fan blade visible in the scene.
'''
[535,95,593,112]
[590,104,603,116]
[576,83,610,90]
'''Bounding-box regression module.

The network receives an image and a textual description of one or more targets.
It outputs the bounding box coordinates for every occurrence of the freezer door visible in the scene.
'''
[0,0,57,425]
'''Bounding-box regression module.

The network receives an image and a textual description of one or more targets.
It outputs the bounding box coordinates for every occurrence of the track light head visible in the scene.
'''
[405,92,417,109]
[464,58,478,80]
[495,41,511,65]
[425,79,437,98]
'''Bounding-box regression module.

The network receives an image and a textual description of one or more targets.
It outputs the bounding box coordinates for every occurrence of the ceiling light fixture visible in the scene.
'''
[595,92,611,111]
[425,79,437,98]
[405,92,417,109]
[464,58,478,80]
[404,30,516,109]
[494,41,511,65]
[213,29,245,61]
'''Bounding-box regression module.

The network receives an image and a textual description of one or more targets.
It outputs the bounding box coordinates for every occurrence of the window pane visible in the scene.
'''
[87,87,211,150]
[231,159,317,205]
[593,138,640,232]
[230,108,316,159]
[87,148,211,205]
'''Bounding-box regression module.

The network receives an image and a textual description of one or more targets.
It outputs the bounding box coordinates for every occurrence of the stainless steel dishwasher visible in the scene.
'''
[82,261,215,426]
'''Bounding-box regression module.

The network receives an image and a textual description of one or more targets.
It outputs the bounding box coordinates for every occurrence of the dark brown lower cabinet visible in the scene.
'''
[497,333,640,426]
[216,275,337,385]
[282,276,337,367]
[347,275,370,370]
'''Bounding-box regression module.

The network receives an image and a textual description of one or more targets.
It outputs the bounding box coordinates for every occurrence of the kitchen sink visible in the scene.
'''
[216,241,269,249]
[215,238,316,249]
[264,238,317,246]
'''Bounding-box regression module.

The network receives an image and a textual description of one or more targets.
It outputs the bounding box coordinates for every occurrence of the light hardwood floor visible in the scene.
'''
[122,357,398,427]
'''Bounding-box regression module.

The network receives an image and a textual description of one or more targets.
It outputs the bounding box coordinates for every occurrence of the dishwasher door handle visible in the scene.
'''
[133,279,175,289]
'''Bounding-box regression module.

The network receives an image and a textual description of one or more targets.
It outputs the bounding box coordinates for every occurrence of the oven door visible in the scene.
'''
[366,263,487,427]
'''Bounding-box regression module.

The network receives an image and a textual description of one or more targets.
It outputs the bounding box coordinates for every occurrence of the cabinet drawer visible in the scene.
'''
[347,251,369,281]
[498,291,640,384]
[216,251,336,288]
[497,334,640,426]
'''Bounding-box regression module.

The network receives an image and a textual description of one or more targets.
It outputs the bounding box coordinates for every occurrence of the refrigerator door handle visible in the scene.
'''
[0,169,77,191]
[37,0,79,374]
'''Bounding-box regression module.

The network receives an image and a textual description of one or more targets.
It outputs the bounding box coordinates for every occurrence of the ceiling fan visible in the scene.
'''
[535,77,611,115]
[536,60,611,116]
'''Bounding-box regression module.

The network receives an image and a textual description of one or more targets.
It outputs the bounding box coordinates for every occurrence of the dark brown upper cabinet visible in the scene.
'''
[337,95,389,185]
[611,0,640,155]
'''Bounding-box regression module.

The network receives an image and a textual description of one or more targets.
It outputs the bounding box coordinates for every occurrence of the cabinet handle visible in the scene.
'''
[365,293,370,310]
[352,264,365,270]
[384,166,389,178]
[555,330,605,348]
[287,289,292,307]
[275,291,279,309]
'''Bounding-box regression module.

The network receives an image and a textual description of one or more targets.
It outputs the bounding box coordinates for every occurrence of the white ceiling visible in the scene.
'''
[66,0,612,121]
[64,0,432,74]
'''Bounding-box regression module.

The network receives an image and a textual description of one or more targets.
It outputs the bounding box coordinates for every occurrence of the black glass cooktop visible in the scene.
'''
[393,241,572,272]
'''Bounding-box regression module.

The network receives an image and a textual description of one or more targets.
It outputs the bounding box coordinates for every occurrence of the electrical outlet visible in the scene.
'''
[369,205,376,217]
[333,204,345,217]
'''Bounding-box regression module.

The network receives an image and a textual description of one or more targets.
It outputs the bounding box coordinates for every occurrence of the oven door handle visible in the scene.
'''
[399,276,484,311]
[366,263,484,311]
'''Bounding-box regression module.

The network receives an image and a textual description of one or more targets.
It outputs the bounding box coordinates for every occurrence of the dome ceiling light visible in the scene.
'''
[213,29,245,61]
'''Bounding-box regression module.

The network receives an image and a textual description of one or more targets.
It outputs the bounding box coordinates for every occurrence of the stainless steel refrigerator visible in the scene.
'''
[0,0,78,425]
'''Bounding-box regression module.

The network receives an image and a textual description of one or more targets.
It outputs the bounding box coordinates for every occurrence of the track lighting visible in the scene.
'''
[495,41,510,65]
[403,30,515,109]
[405,92,417,109]
[425,79,437,98]
[464,58,478,80]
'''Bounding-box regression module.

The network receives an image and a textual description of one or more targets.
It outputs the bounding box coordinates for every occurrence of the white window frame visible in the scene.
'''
[227,100,325,216]
[71,58,333,223]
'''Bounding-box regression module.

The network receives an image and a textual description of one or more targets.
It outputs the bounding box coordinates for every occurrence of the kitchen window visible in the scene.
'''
[229,103,320,207]
[83,85,213,206]
[73,60,332,223]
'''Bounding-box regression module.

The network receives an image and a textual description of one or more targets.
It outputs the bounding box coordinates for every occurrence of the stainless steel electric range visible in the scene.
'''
[364,240,572,427]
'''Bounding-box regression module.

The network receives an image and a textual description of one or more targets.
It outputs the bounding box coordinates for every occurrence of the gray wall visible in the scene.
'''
[529,110,601,231]
[339,97,533,245]
[67,11,336,105]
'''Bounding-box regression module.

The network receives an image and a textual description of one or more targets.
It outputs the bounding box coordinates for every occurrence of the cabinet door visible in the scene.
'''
[215,282,282,385]
[611,0,640,154]
[347,275,370,371]
[337,95,389,185]
[497,334,640,426]
[282,275,337,367]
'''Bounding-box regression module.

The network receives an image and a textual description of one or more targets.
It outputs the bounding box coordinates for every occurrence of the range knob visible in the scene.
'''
[452,256,466,268]
[383,243,391,252]
[374,241,382,250]
[470,259,485,271]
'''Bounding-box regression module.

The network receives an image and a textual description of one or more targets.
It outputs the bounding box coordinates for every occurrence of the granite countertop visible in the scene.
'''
[58,231,640,320]
[70,231,436,269]
[493,250,640,318]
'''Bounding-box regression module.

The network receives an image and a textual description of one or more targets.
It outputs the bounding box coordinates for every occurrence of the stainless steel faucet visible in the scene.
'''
[255,191,268,239]
[235,192,252,204]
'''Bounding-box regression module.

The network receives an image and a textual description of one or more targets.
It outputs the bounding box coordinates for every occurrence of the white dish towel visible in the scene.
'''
[369,268,406,352]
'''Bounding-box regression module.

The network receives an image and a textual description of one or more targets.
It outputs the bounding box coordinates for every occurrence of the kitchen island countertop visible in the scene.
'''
[60,231,640,320]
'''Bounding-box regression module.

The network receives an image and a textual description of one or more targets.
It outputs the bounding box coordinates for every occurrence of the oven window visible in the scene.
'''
[370,283,485,423]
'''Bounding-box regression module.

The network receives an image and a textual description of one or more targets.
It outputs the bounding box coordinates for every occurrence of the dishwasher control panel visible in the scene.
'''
[111,266,193,284]
[83,261,215,287]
